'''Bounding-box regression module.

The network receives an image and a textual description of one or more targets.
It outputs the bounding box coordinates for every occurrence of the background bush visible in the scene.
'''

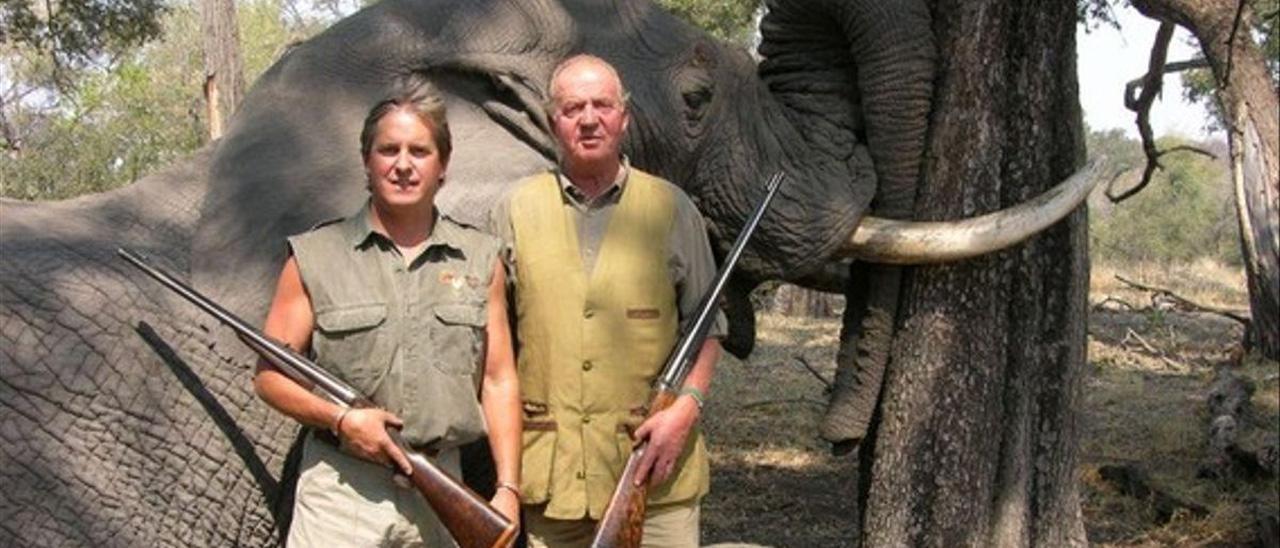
[1087,128,1241,266]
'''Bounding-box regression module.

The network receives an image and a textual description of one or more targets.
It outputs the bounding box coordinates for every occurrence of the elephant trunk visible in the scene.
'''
[759,0,934,219]
[730,0,933,281]
[758,0,935,447]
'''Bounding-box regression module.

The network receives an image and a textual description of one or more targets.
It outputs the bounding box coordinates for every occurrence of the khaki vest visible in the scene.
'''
[289,207,498,449]
[511,170,710,520]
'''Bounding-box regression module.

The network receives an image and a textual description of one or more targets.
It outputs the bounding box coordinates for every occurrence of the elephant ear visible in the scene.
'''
[190,0,577,316]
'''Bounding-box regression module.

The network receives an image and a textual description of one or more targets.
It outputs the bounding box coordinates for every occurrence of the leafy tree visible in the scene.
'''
[0,0,167,82]
[1090,132,1241,265]
[0,0,330,200]
[656,0,760,43]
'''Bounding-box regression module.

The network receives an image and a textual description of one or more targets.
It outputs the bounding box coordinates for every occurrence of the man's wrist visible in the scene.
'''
[495,481,521,499]
[679,386,705,411]
[331,407,350,437]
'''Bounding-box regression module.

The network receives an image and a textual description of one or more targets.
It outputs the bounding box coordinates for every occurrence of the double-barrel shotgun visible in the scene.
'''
[590,172,786,548]
[118,248,517,548]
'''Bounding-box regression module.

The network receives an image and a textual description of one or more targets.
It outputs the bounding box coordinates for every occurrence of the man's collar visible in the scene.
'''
[343,200,463,253]
[557,156,630,205]
[343,201,381,248]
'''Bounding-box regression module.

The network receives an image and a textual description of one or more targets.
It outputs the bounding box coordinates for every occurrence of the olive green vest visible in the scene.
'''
[511,170,710,520]
[289,204,498,449]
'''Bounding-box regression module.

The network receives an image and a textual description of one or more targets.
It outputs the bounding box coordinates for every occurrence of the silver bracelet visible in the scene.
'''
[331,407,350,437]
[495,481,521,499]
[679,386,706,410]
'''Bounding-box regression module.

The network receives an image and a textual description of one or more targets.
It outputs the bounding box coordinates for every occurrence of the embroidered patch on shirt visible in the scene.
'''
[439,271,464,290]
[626,308,661,320]
[440,271,484,290]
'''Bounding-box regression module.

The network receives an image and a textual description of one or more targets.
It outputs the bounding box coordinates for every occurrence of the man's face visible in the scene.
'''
[363,109,446,211]
[550,61,630,168]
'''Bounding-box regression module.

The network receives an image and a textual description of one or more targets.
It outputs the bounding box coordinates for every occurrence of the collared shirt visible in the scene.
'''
[290,201,500,448]
[490,159,726,337]
[342,203,467,267]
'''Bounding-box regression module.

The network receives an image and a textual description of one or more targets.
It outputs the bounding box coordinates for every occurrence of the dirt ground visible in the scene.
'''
[697,261,1278,547]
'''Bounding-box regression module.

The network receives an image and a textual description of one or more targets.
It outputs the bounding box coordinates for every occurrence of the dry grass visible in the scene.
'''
[701,314,855,546]
[1091,259,1249,312]
[696,258,1276,546]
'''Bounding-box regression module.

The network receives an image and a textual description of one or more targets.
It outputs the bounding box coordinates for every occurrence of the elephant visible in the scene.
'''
[0,0,1097,544]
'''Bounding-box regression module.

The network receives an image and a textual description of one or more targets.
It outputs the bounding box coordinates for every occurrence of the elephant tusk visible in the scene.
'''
[840,159,1106,265]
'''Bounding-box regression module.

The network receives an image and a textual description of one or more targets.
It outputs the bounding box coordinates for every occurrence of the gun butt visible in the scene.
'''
[590,445,651,548]
[405,452,517,548]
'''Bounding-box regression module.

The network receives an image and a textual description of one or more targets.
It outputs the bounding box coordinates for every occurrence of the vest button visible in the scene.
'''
[582,360,593,371]
[583,308,594,318]
[582,415,592,424]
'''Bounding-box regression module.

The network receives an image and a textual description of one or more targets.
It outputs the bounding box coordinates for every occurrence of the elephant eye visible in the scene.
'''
[677,41,718,132]
[682,85,712,112]
[677,72,714,128]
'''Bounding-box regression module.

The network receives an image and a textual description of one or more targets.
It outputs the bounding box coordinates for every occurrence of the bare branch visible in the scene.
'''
[1114,274,1251,325]
[793,354,833,391]
[1162,58,1211,73]
[1122,327,1160,354]
[1093,296,1136,311]
[1225,0,1247,84]
[1114,25,1218,204]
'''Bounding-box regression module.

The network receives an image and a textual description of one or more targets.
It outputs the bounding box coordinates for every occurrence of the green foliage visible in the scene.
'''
[0,0,167,86]
[1,0,331,201]
[656,0,759,44]
[1088,131,1243,265]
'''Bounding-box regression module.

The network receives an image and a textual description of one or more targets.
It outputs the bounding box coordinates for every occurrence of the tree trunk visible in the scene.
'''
[771,283,842,317]
[200,0,245,140]
[859,1,1088,545]
[1131,0,1280,360]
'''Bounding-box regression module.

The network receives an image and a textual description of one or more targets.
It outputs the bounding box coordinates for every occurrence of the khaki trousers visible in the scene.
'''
[287,436,461,548]
[524,501,700,548]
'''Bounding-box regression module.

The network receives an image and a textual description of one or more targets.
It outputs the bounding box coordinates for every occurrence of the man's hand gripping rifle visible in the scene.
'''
[118,248,517,548]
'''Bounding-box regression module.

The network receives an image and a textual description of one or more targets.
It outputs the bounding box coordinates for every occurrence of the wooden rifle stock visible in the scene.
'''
[118,248,516,548]
[590,173,785,548]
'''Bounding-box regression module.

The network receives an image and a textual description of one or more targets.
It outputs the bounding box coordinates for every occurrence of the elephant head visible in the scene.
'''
[192,0,932,309]
[0,0,1098,544]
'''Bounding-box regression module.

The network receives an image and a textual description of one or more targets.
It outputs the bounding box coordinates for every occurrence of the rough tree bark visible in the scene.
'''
[1131,0,1280,360]
[200,0,245,140]
[857,0,1089,545]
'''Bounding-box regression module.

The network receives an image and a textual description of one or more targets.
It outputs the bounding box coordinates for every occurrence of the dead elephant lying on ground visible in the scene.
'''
[0,0,1096,544]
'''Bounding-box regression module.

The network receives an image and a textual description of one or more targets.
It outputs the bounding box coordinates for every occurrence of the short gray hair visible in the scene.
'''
[544,54,631,118]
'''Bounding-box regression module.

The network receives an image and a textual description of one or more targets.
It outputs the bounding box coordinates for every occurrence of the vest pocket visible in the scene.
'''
[430,303,487,375]
[313,303,387,393]
[520,420,557,504]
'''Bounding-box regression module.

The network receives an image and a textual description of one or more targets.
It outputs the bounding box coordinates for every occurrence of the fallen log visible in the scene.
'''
[1199,369,1277,481]
[1097,464,1209,524]
[1114,274,1250,326]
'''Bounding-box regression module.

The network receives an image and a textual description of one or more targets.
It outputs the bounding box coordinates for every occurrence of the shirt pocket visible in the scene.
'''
[313,302,387,393]
[429,302,488,375]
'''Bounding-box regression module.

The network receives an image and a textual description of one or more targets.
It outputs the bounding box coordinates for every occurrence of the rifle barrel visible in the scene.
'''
[657,172,784,390]
[117,248,516,548]
[117,248,359,402]
[592,172,786,548]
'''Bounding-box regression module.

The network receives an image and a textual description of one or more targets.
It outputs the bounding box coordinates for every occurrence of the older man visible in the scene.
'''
[489,54,725,548]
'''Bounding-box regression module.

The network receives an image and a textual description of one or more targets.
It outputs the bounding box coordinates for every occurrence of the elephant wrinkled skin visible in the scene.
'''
[0,0,957,544]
